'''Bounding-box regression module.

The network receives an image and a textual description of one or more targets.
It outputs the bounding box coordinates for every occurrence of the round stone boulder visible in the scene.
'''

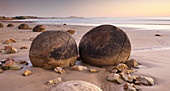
[29,31,78,69]
[33,25,46,32]
[0,23,4,28]
[79,25,131,66]
[50,80,102,91]
[7,24,14,27]
[18,24,29,29]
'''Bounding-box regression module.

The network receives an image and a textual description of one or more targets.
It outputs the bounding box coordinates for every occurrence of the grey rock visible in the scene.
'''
[29,31,78,69]
[79,25,131,66]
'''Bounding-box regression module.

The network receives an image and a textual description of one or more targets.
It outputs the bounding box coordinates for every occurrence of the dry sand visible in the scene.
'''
[0,22,170,91]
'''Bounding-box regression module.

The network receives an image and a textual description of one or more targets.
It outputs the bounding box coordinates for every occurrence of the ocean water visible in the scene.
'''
[13,17,170,30]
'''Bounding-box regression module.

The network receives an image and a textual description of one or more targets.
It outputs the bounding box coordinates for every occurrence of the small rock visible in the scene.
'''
[117,63,129,72]
[23,70,32,76]
[2,46,18,54]
[29,37,35,41]
[72,65,87,71]
[3,39,16,44]
[107,73,124,84]
[124,83,140,91]
[3,40,12,44]
[120,72,133,82]
[3,59,23,70]
[10,38,16,43]
[125,59,139,68]
[107,66,118,73]
[47,77,62,85]
[54,67,65,74]
[19,60,29,66]
[0,23,4,28]
[0,58,10,63]
[0,69,3,73]
[89,69,98,73]
[20,47,28,49]
[63,23,67,25]
[155,34,161,36]
[7,24,14,27]
[135,76,155,86]
[67,30,76,34]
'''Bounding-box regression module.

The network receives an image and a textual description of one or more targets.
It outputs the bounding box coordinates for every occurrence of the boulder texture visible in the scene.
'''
[29,31,78,69]
[50,80,102,91]
[18,24,29,29]
[0,23,4,28]
[33,25,46,32]
[79,25,131,66]
[7,24,14,27]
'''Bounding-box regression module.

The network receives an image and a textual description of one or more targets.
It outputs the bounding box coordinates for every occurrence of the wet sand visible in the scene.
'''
[0,22,170,91]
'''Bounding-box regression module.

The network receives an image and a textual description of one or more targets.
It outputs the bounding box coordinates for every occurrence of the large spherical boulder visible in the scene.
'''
[50,80,102,91]
[7,24,14,27]
[0,23,4,28]
[79,25,131,66]
[33,25,46,32]
[18,24,29,29]
[29,31,78,69]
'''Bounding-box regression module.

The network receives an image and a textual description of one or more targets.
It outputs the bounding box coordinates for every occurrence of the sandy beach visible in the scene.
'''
[1,22,170,91]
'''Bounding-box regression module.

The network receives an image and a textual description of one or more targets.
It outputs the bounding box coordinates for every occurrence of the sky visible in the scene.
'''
[0,0,170,17]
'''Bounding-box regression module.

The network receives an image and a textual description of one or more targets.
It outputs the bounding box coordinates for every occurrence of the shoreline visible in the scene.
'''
[0,22,170,91]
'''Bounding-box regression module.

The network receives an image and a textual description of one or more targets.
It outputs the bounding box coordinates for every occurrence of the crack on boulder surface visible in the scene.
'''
[114,34,127,65]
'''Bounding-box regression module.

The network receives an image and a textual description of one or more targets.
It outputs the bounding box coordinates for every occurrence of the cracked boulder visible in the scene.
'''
[79,25,131,66]
[29,31,78,69]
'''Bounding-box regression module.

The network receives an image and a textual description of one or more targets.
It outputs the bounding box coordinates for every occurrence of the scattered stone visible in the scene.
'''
[20,46,28,49]
[3,38,16,44]
[67,29,76,34]
[18,24,29,29]
[1,45,18,54]
[2,59,23,70]
[79,25,131,66]
[0,23,4,28]
[0,58,10,63]
[19,60,29,66]
[135,76,155,86]
[47,77,62,85]
[116,63,129,72]
[29,31,78,69]
[125,59,139,68]
[33,25,46,32]
[54,67,65,74]
[107,73,124,84]
[3,40,12,44]
[155,34,161,36]
[72,65,87,71]
[50,80,102,91]
[107,66,118,73]
[29,37,35,41]
[0,69,3,73]
[23,70,32,76]
[89,68,98,73]
[120,72,133,82]
[124,83,140,91]
[7,24,14,27]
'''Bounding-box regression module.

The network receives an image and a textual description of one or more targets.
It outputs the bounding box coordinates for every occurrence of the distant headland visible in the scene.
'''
[0,16,84,20]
